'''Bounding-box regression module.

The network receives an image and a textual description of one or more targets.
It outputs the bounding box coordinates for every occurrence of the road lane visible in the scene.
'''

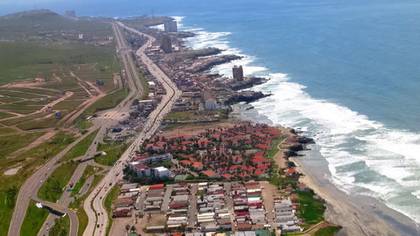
[83,22,182,236]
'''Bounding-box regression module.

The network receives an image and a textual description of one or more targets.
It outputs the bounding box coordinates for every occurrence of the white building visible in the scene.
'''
[153,166,171,179]
[203,91,218,110]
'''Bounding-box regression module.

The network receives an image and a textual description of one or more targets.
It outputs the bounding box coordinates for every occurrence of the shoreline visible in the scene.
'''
[232,105,419,235]
[129,16,420,235]
[291,146,419,236]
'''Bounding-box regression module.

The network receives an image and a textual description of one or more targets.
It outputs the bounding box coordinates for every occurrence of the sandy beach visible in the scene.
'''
[291,145,420,236]
[233,103,420,235]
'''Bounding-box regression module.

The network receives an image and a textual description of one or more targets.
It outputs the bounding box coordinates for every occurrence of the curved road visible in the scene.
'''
[8,22,146,236]
[83,22,182,236]
[8,127,98,236]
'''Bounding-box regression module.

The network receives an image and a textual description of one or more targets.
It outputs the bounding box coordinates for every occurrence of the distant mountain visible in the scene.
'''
[1,9,61,20]
[0,9,111,41]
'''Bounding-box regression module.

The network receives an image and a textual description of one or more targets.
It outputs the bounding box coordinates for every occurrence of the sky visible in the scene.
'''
[0,0,194,17]
[0,0,78,15]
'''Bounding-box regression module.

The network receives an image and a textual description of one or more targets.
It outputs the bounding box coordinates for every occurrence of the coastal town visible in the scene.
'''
[0,10,343,236]
[97,17,339,236]
[1,3,420,236]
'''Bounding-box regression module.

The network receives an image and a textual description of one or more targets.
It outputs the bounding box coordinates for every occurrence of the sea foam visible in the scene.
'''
[176,17,420,224]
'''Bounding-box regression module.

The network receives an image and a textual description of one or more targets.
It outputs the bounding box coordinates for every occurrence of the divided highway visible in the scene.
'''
[8,22,146,236]
[82,22,181,236]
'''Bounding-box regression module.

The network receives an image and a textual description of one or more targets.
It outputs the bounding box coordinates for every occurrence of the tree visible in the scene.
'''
[5,186,18,208]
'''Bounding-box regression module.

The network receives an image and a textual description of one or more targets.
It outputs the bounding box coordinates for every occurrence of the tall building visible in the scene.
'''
[160,35,172,53]
[232,65,244,81]
[164,19,178,32]
[203,91,218,110]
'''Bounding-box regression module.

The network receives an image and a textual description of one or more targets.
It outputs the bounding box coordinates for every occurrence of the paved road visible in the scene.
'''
[37,132,101,236]
[8,127,98,236]
[32,196,79,236]
[188,184,198,228]
[161,185,174,213]
[8,21,146,236]
[36,22,149,236]
[83,22,182,236]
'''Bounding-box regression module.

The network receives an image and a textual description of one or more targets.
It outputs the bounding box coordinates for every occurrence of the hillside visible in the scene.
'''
[0,9,111,41]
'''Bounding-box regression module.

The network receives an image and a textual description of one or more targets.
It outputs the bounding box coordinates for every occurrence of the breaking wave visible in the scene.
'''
[178,17,420,224]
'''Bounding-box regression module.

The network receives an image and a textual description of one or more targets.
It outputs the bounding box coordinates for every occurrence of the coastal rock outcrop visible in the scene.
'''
[187,55,242,73]
[228,76,268,91]
[225,91,269,105]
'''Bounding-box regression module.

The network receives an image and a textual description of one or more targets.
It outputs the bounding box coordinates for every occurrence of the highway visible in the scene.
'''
[8,22,146,236]
[83,22,182,236]
[7,128,98,236]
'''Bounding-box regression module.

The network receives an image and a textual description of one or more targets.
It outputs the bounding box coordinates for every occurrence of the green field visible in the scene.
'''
[0,131,45,159]
[0,39,119,125]
[95,141,128,166]
[71,165,96,197]
[0,111,14,119]
[0,10,120,128]
[68,165,104,236]
[0,10,113,40]
[297,190,326,227]
[0,9,122,235]
[138,70,149,99]
[0,127,18,134]
[0,112,45,126]
[20,200,49,236]
[38,161,79,202]
[75,119,93,133]
[62,130,98,161]
[0,132,75,236]
[165,111,197,121]
[104,185,120,235]
[16,116,61,130]
[49,215,70,236]
[314,226,342,236]
[164,109,228,123]
[83,88,129,117]
[0,42,105,84]
[266,136,286,159]
[0,103,43,114]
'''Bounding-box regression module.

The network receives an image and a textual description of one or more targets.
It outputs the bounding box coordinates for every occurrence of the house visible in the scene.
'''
[192,161,204,170]
[201,170,218,178]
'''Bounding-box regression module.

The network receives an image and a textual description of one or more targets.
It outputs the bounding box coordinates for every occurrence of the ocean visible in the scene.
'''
[3,0,420,226]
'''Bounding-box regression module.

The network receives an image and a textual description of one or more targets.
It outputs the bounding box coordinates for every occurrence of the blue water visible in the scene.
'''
[3,0,420,225]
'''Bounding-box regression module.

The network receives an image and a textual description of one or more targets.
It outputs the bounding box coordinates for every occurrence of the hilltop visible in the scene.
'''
[0,9,111,41]
[1,9,61,20]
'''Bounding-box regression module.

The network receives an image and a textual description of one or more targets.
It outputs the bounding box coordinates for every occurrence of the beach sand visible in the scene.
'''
[292,145,420,236]
[233,103,419,235]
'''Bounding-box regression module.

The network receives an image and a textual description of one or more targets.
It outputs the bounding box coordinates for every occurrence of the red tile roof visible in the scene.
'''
[256,143,269,150]
[222,173,232,179]
[192,162,203,169]
[179,160,192,166]
[201,169,217,177]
